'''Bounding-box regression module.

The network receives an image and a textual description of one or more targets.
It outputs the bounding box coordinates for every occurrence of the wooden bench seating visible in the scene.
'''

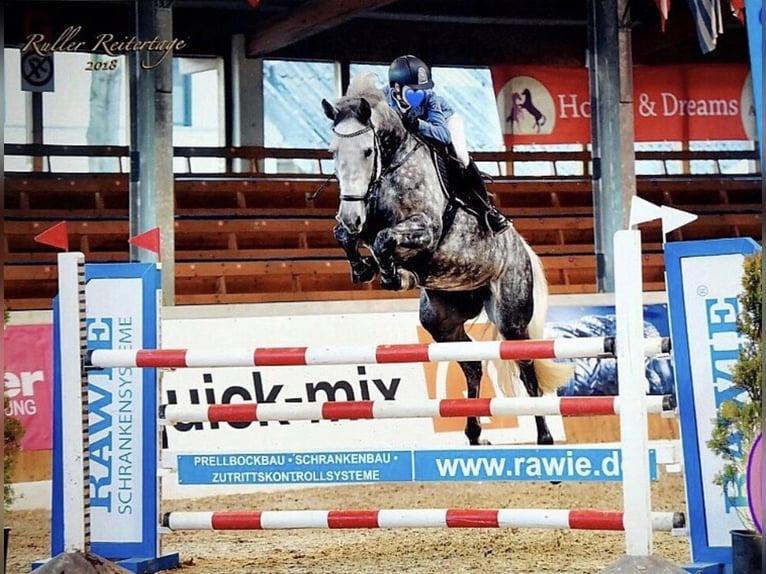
[6,172,761,215]
[4,164,761,309]
[3,252,668,309]
[5,211,757,258]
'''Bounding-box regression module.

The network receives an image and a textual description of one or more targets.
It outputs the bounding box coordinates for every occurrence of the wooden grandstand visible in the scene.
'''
[4,145,761,310]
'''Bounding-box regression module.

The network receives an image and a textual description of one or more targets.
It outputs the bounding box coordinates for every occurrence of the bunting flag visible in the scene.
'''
[33,221,69,251]
[129,227,161,259]
[687,0,724,53]
[654,0,671,31]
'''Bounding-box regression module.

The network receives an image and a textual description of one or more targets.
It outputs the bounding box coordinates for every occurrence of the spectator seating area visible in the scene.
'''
[4,145,761,310]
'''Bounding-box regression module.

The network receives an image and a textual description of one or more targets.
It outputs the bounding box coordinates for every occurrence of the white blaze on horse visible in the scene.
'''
[322,73,572,446]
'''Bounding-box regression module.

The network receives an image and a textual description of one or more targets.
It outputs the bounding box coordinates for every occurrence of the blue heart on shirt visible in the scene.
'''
[404,88,425,109]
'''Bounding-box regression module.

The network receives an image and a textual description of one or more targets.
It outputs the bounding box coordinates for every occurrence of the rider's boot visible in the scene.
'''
[462,161,510,235]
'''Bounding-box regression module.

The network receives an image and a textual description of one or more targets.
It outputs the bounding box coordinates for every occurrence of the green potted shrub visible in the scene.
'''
[4,307,26,566]
[706,253,762,573]
[4,394,25,508]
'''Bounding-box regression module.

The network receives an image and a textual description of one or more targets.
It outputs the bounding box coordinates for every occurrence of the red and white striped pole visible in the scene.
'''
[87,336,670,369]
[160,395,675,425]
[162,508,685,532]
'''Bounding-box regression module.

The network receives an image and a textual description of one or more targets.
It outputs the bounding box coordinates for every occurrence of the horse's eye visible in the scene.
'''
[364,148,373,159]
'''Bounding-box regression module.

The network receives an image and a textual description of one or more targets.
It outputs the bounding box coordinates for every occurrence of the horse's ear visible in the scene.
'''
[322,99,338,121]
[358,98,372,124]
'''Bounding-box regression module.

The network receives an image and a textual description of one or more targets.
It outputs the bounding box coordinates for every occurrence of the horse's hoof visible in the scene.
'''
[351,270,376,284]
[351,257,378,283]
[380,273,402,290]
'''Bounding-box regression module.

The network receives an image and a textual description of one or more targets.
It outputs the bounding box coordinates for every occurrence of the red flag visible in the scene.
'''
[654,0,671,31]
[730,0,745,23]
[33,221,69,251]
[129,227,161,259]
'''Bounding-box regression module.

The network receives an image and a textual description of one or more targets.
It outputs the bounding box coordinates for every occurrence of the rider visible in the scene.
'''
[384,54,510,235]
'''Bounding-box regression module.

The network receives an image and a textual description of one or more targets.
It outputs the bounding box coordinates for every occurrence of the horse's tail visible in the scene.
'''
[523,240,574,394]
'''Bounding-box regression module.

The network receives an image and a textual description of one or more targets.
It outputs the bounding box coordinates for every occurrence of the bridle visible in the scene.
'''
[332,118,424,205]
[331,122,381,205]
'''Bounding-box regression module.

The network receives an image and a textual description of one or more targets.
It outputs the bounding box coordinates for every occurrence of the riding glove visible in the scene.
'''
[401,112,420,133]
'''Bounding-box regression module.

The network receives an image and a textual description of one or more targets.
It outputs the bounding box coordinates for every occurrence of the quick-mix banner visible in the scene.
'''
[491,64,756,145]
[160,302,673,497]
[160,312,558,454]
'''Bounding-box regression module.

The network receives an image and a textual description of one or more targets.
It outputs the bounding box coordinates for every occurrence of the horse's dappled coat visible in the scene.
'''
[323,74,573,446]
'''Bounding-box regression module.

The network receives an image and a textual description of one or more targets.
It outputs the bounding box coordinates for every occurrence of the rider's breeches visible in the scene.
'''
[447,114,469,168]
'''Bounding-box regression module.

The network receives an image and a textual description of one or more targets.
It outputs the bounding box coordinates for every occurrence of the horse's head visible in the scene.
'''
[323,73,403,234]
[322,96,377,234]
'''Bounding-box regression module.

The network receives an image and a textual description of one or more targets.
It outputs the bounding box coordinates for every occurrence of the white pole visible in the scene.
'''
[614,230,653,555]
[57,252,91,553]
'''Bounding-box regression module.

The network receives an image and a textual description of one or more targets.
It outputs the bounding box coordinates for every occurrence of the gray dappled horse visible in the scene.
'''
[322,74,572,446]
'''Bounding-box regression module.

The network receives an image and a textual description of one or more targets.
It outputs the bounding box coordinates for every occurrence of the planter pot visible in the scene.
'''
[731,528,762,574]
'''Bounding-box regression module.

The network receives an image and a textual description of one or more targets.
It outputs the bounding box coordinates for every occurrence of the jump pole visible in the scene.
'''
[86,336,670,368]
[159,394,675,424]
[162,508,685,532]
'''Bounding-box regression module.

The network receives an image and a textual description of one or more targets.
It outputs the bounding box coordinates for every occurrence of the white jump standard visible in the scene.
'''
[47,227,694,573]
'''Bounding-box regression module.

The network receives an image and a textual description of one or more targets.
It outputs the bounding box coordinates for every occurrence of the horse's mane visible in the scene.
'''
[334,72,400,134]
[343,73,385,106]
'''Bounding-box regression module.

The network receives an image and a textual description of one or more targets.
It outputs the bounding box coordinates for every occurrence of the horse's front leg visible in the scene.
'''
[372,214,437,291]
[333,223,378,284]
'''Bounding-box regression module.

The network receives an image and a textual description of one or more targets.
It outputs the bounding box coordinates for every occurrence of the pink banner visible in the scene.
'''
[4,324,54,450]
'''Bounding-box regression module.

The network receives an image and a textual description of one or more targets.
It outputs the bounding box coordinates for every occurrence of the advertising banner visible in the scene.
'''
[175,446,659,486]
[4,324,54,450]
[491,64,755,145]
[160,302,672,497]
[52,262,160,561]
[665,237,761,567]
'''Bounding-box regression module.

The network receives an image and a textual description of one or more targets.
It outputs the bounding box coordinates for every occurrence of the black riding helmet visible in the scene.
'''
[388,55,434,90]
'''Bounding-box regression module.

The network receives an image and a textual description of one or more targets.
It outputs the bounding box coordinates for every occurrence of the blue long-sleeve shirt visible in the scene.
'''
[384,86,454,146]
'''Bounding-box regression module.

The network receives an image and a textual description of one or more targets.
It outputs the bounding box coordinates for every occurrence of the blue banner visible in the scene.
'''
[178,450,413,485]
[413,448,657,482]
[546,304,674,397]
[177,447,658,485]
[51,262,165,564]
[745,0,762,151]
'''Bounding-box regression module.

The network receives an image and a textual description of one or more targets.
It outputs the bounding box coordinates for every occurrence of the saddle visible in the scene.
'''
[428,143,483,220]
